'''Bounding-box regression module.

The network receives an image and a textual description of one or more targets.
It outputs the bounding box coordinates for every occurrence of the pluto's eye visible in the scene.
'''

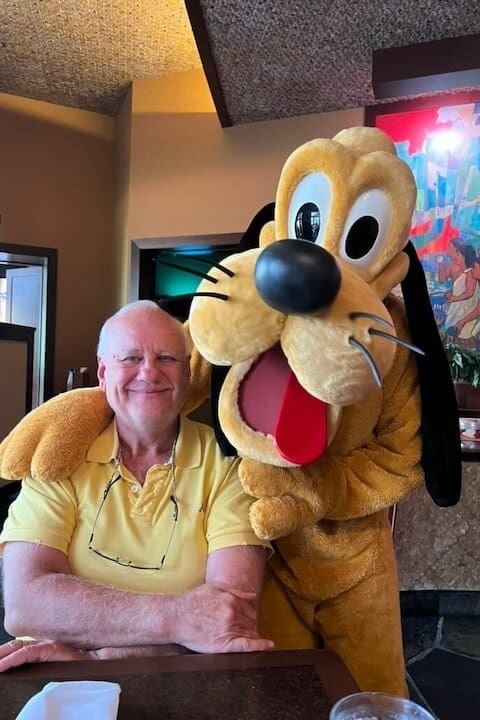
[344,216,379,259]
[295,202,320,242]
[288,171,331,246]
[340,190,392,268]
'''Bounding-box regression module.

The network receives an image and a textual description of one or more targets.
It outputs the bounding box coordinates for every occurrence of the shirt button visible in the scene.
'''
[131,485,140,494]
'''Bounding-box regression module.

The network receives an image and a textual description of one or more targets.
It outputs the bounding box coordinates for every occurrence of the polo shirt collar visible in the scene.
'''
[86,416,202,469]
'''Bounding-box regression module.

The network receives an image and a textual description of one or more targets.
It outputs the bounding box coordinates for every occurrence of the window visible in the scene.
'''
[0,277,7,322]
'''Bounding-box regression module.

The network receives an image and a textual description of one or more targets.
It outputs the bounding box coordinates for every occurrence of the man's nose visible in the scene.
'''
[136,356,161,378]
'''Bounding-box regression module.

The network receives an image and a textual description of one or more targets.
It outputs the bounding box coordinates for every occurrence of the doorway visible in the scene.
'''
[0,243,57,406]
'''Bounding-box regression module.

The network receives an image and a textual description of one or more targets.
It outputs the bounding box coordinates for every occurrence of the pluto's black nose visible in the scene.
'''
[254,239,341,315]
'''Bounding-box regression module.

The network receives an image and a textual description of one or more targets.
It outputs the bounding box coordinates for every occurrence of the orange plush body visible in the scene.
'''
[1,127,443,695]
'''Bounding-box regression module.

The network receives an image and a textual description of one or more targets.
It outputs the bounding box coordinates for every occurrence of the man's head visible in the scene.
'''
[97,301,191,432]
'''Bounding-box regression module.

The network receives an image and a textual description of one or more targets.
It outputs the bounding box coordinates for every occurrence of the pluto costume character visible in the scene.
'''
[0,127,460,696]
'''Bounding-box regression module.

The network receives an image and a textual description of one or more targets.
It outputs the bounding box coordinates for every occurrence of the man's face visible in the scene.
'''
[97,309,191,430]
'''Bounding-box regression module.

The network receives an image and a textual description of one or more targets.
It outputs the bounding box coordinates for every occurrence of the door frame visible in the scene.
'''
[0,243,57,401]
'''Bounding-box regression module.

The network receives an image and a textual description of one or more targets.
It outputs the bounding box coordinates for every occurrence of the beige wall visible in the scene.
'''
[123,69,363,300]
[113,89,133,307]
[0,93,116,394]
[0,72,365,387]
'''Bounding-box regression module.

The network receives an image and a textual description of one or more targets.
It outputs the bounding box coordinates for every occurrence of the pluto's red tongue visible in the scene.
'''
[274,371,328,464]
[238,344,328,465]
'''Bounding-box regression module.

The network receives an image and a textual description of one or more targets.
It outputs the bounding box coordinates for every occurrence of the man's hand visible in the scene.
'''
[0,639,195,671]
[0,639,93,671]
[177,583,275,654]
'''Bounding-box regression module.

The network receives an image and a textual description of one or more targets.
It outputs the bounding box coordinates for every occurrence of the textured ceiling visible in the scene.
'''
[0,0,201,115]
[0,0,479,121]
[199,0,480,124]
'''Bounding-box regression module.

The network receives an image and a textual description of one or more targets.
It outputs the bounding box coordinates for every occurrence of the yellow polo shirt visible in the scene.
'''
[0,417,267,594]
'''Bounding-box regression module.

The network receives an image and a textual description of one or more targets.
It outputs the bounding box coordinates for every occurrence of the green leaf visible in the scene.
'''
[445,343,480,387]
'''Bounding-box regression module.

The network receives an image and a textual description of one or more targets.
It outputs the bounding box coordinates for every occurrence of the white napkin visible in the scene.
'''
[15,680,121,720]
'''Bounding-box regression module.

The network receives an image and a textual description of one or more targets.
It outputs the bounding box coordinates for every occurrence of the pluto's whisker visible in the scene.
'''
[181,254,235,278]
[349,312,393,328]
[348,337,382,387]
[153,258,218,283]
[368,328,425,356]
[184,291,229,301]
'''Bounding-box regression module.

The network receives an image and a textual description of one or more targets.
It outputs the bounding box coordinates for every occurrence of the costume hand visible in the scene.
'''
[0,388,112,482]
[240,459,322,538]
[178,583,274,654]
[249,496,317,539]
[240,458,295,499]
[0,639,93,671]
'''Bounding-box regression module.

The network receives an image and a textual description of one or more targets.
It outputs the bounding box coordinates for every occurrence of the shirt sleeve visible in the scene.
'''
[0,477,77,555]
[204,456,271,554]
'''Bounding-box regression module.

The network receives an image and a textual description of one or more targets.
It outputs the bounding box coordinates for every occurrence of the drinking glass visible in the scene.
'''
[330,692,436,719]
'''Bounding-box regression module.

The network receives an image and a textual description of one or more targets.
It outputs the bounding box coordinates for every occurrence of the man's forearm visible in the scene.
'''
[93,644,192,659]
[3,543,272,655]
[5,571,179,648]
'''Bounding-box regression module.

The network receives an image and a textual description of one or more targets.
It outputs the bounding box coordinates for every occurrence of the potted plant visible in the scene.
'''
[445,343,480,411]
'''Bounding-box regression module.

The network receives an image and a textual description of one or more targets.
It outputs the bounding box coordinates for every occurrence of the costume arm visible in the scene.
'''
[242,340,423,539]
[307,343,422,521]
[0,388,112,482]
[2,541,272,654]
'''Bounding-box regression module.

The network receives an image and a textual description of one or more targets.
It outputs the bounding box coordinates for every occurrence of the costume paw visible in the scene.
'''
[0,388,112,482]
[239,458,293,499]
[249,495,314,540]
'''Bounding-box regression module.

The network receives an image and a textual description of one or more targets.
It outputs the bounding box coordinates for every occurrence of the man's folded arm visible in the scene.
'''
[2,541,272,655]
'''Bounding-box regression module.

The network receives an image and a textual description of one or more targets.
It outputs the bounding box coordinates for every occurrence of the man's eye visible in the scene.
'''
[121,356,141,364]
[158,355,177,364]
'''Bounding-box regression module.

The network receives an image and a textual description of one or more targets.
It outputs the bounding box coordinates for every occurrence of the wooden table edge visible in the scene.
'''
[1,648,358,703]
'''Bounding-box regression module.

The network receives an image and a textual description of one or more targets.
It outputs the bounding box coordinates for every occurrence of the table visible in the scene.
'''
[0,649,358,719]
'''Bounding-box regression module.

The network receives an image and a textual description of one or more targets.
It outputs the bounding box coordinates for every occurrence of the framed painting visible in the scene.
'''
[366,93,480,354]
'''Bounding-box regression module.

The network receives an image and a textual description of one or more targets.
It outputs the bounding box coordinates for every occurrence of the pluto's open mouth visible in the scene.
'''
[238,343,329,465]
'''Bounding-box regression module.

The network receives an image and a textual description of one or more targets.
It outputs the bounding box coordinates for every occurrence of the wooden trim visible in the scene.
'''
[0,322,34,412]
[184,0,232,127]
[373,35,480,100]
[365,90,480,127]
[131,232,243,302]
[1,649,358,707]
[0,243,57,401]
[43,247,57,400]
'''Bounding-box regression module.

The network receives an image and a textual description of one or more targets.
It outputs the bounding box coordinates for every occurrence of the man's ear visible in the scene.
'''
[97,357,106,389]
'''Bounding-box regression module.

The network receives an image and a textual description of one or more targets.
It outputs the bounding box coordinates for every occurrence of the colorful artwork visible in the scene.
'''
[373,100,480,352]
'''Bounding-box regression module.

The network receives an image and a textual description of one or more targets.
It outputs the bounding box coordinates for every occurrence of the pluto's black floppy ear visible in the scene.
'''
[211,203,276,455]
[400,241,462,506]
[237,202,275,253]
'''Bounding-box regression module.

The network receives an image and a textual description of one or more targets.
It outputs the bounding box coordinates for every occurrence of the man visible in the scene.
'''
[0,301,273,669]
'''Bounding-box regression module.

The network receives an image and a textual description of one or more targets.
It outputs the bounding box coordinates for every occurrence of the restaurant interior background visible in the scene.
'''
[0,2,479,718]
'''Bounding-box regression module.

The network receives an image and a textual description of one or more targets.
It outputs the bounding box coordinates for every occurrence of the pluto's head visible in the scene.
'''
[189,127,420,467]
